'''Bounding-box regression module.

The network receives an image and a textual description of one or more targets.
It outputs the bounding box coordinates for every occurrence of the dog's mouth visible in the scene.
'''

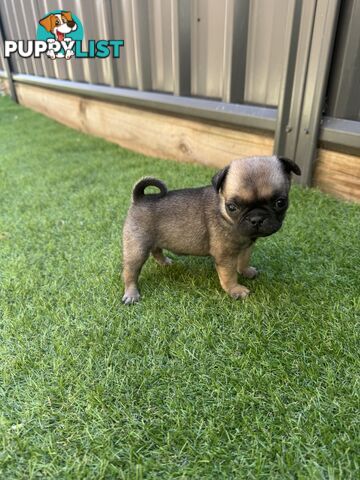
[251,223,282,238]
[56,31,65,41]
[251,229,277,239]
[239,218,283,239]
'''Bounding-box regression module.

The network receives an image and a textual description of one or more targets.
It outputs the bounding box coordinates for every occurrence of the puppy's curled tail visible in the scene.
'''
[132,177,167,202]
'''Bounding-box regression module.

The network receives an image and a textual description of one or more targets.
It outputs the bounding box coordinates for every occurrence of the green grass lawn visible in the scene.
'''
[0,95,359,479]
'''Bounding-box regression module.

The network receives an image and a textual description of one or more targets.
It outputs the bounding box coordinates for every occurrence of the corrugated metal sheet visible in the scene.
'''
[0,0,293,106]
[245,0,290,107]
[191,0,226,99]
[0,0,359,122]
[0,0,26,74]
[111,0,137,89]
[148,0,173,92]
[326,0,360,121]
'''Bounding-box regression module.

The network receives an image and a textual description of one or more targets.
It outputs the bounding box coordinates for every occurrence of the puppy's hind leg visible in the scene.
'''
[152,248,172,266]
[122,244,149,305]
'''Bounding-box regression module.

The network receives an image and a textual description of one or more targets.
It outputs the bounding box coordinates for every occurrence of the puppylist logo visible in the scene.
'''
[37,10,83,60]
[4,10,124,60]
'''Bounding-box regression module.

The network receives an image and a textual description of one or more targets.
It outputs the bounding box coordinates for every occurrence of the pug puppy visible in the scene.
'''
[122,156,301,304]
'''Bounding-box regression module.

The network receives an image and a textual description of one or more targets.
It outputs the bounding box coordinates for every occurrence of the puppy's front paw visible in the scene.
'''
[240,266,258,279]
[122,289,140,305]
[229,284,250,299]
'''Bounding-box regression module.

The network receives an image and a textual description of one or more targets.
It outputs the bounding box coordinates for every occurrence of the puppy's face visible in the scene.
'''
[39,11,77,41]
[212,156,301,238]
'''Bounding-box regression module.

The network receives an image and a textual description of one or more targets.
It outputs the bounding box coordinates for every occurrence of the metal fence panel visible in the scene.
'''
[221,0,249,103]
[111,0,137,88]
[148,0,173,93]
[191,0,226,99]
[171,0,191,96]
[0,0,26,74]
[326,0,360,122]
[77,0,107,85]
[245,0,291,107]
[0,0,307,107]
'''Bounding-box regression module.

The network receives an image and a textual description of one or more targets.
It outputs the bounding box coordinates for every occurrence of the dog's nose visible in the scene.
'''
[247,215,264,227]
[67,20,75,28]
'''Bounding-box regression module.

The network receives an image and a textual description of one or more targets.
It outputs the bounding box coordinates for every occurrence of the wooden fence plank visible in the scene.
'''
[314,149,360,202]
[15,83,273,169]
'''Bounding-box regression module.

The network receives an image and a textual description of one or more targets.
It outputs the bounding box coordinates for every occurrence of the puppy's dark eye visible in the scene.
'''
[275,198,287,209]
[55,19,60,25]
[226,203,237,212]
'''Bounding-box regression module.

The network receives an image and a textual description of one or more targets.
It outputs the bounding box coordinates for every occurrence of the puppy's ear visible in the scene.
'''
[39,14,55,32]
[62,11,73,22]
[212,166,229,192]
[278,156,301,176]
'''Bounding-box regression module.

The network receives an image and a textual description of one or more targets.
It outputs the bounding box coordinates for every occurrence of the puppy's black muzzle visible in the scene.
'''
[243,209,282,238]
[67,20,76,28]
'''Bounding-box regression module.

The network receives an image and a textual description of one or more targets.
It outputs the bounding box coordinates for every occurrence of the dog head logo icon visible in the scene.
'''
[37,10,83,60]
[39,11,77,42]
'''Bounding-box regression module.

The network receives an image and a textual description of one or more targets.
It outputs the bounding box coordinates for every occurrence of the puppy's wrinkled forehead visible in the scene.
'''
[223,156,287,201]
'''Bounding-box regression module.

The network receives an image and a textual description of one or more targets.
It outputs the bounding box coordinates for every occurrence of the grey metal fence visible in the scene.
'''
[0,0,359,184]
[0,0,291,102]
[327,0,360,122]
